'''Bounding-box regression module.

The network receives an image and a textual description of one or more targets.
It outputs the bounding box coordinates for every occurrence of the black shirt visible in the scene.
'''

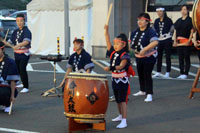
[174,16,193,39]
[67,49,94,72]
[106,46,130,72]
[154,16,173,36]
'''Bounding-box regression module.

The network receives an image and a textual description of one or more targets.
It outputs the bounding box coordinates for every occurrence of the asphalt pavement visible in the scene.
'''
[1,48,200,133]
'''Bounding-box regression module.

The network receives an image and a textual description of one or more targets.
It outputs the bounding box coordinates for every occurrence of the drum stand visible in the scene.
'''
[41,61,63,97]
[68,117,106,132]
[189,67,200,99]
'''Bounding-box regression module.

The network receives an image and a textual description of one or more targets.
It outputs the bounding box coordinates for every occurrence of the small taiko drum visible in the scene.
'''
[192,0,200,50]
[192,0,200,34]
[63,73,109,123]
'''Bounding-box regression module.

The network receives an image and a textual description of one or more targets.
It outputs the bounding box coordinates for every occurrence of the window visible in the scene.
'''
[147,0,195,12]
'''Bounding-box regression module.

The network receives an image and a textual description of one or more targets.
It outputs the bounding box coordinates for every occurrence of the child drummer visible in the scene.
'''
[104,25,133,129]
[59,38,94,87]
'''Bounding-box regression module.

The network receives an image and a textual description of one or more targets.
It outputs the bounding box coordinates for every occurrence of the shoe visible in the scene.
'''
[152,72,161,78]
[4,107,10,113]
[109,95,116,102]
[133,91,146,96]
[181,75,187,79]
[20,88,29,93]
[144,94,153,102]
[177,75,183,79]
[16,84,23,88]
[116,119,127,128]
[177,75,187,79]
[164,72,170,78]
[112,114,122,122]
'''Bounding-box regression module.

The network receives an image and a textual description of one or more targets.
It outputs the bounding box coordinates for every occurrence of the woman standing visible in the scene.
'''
[153,7,174,78]
[2,13,32,93]
[173,5,194,79]
[131,13,158,102]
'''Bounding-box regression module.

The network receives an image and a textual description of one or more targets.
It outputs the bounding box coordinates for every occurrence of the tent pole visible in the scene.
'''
[64,0,70,56]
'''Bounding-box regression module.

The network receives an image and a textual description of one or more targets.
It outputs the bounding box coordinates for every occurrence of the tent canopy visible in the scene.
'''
[27,0,93,55]
[27,0,92,11]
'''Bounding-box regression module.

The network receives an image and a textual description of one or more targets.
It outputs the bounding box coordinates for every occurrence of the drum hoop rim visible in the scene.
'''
[66,76,107,81]
[69,72,107,78]
[73,119,105,123]
[192,0,199,32]
[64,112,106,119]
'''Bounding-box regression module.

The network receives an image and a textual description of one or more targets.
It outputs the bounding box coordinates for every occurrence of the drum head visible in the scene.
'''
[67,72,107,80]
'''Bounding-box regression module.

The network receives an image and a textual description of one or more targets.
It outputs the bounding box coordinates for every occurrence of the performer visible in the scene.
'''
[104,25,134,129]
[131,13,159,102]
[1,13,32,93]
[193,31,200,62]
[59,38,94,87]
[153,7,174,78]
[0,42,19,113]
[173,5,194,79]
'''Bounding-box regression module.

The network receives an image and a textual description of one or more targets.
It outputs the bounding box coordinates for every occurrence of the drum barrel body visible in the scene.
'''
[192,0,200,34]
[63,73,109,122]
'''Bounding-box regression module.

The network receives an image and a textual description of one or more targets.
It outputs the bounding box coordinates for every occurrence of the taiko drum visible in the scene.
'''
[63,73,109,123]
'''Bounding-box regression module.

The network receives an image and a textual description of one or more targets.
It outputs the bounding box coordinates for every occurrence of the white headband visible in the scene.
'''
[156,8,165,11]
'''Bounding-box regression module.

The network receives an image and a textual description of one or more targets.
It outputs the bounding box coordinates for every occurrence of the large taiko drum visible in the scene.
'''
[192,0,200,34]
[63,73,109,123]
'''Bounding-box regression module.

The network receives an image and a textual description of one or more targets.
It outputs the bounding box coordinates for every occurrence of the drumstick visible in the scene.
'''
[91,58,105,70]
[9,101,13,115]
[4,29,9,40]
[2,29,14,49]
[128,31,131,50]
[104,3,113,34]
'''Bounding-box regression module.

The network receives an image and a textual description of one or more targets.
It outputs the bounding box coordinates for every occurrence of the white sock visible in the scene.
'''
[121,118,127,123]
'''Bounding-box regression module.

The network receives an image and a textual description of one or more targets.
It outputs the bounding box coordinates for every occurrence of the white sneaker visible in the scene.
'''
[152,72,161,78]
[116,119,127,129]
[181,75,187,79]
[4,107,10,113]
[109,95,116,102]
[133,91,146,96]
[164,72,170,78]
[20,88,29,93]
[112,114,122,122]
[177,75,187,79]
[177,75,184,79]
[144,94,153,102]
[16,84,23,88]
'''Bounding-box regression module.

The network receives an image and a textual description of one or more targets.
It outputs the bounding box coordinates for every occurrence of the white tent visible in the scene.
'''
[27,0,93,56]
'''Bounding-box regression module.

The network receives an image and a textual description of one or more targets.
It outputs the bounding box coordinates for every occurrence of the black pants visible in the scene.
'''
[112,77,128,103]
[177,47,190,75]
[0,87,18,107]
[15,56,29,88]
[157,39,172,72]
[137,62,155,95]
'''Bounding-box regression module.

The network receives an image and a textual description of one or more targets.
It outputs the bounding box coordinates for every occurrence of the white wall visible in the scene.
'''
[69,8,93,55]
[29,11,65,55]
[92,0,108,47]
